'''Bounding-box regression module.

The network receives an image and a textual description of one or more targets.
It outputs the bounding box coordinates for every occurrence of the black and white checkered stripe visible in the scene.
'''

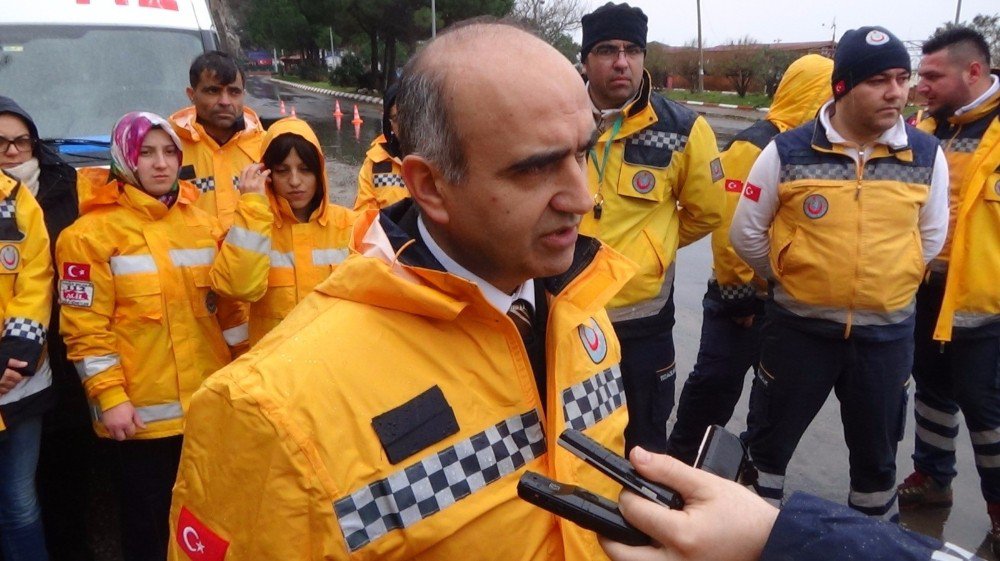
[373,173,405,187]
[562,364,626,431]
[0,199,15,219]
[718,282,756,302]
[232,175,241,189]
[191,176,216,193]
[3,317,46,345]
[865,162,933,184]
[780,162,933,184]
[628,130,688,152]
[780,163,854,182]
[334,410,546,552]
[945,138,979,153]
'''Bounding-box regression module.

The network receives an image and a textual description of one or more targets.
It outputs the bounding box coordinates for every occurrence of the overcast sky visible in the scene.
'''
[577,0,998,47]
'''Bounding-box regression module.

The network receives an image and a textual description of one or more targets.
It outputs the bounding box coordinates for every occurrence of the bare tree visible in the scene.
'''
[717,36,762,97]
[510,0,586,45]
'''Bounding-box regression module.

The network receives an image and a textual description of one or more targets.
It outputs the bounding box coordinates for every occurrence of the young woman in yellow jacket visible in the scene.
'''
[56,111,247,561]
[211,117,358,346]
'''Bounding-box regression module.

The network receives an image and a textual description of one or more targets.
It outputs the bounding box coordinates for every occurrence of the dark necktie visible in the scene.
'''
[508,299,534,344]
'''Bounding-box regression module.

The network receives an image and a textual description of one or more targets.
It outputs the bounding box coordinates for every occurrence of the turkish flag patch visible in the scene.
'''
[743,182,762,202]
[725,178,744,193]
[176,507,229,561]
[62,262,91,281]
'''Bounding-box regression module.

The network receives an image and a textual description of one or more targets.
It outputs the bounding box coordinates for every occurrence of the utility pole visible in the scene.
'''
[696,0,704,92]
[954,0,962,25]
[431,0,436,38]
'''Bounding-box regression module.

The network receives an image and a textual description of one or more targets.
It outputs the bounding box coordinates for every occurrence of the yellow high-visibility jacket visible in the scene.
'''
[355,134,408,211]
[170,106,265,231]
[581,70,724,321]
[57,169,247,439]
[0,171,53,433]
[169,203,637,561]
[919,88,1000,341]
[211,117,359,346]
[713,54,832,308]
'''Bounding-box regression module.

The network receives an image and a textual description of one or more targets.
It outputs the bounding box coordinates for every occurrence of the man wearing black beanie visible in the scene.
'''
[579,2,725,457]
[731,26,950,516]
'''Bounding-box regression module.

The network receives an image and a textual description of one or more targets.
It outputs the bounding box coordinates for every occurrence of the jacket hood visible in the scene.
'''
[169,105,263,145]
[317,200,635,325]
[259,117,330,226]
[381,83,401,159]
[767,54,834,131]
[76,167,200,217]
[0,96,72,168]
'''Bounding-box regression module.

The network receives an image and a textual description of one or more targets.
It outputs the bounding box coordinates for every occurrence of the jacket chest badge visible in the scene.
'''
[803,194,828,219]
[994,179,1000,196]
[632,170,655,194]
[0,244,19,270]
[578,319,608,364]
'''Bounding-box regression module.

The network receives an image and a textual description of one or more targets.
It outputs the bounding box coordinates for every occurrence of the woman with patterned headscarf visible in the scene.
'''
[55,112,247,561]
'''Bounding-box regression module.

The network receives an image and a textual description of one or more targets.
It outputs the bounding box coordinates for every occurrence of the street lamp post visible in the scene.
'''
[954,0,962,25]
[432,0,436,38]
[697,0,704,92]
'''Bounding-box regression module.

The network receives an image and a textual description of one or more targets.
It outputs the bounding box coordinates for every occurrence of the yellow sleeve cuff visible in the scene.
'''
[96,386,130,412]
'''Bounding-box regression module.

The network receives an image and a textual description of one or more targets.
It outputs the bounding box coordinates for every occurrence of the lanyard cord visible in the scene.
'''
[589,115,624,185]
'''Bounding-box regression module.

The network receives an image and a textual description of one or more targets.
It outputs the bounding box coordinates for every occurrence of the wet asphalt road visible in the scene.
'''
[247,75,995,558]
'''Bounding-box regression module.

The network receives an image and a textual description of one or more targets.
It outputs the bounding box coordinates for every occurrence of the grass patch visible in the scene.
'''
[272,74,354,93]
[661,89,773,108]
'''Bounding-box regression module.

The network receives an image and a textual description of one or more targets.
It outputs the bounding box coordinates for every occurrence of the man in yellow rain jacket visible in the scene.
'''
[898,27,1000,544]
[169,22,637,561]
[355,83,409,211]
[578,2,724,454]
[731,26,949,516]
[666,54,834,465]
[170,51,265,232]
[211,117,358,345]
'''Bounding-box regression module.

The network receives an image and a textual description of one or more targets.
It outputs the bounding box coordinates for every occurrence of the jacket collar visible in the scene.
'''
[812,100,913,161]
[169,105,263,152]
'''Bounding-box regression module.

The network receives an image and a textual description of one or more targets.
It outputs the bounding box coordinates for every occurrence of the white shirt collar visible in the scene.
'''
[819,99,910,153]
[954,74,1000,117]
[417,215,535,314]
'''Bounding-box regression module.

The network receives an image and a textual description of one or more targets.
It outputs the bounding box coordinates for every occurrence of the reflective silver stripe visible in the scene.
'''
[971,427,1000,446]
[848,487,896,509]
[225,226,270,255]
[0,359,51,406]
[916,424,956,452]
[562,364,626,431]
[110,254,157,275]
[755,471,785,491]
[933,542,977,561]
[136,402,183,423]
[73,354,120,381]
[169,248,215,267]
[334,410,545,552]
[223,323,249,346]
[953,311,1000,329]
[772,286,915,326]
[607,263,676,323]
[312,248,348,266]
[975,452,1000,469]
[270,250,294,268]
[915,399,960,428]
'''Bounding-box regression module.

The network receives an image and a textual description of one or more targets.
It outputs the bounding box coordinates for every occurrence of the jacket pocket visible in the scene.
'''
[616,164,666,203]
[113,274,163,322]
[190,267,217,318]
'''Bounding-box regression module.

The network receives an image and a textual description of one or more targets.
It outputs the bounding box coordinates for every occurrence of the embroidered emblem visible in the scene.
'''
[866,30,889,45]
[205,291,218,314]
[0,245,19,270]
[578,318,608,364]
[743,182,762,202]
[803,194,829,219]
[725,178,743,193]
[632,170,655,194]
[710,157,724,182]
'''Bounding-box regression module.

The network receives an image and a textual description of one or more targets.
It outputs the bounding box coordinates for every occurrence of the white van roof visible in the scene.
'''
[1,0,214,32]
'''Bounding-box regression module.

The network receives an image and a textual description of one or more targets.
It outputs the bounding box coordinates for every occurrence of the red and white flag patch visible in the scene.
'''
[743,182,762,202]
[725,179,744,193]
[62,262,91,281]
[176,507,229,561]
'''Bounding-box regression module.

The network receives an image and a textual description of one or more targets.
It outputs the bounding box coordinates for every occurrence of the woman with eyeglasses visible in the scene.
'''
[56,111,247,561]
[0,96,87,561]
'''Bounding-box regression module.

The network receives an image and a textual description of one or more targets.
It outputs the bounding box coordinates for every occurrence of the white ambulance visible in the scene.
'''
[0,0,220,164]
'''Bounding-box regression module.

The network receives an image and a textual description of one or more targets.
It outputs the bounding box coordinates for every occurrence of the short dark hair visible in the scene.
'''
[262,133,325,210]
[923,26,991,66]
[189,51,245,88]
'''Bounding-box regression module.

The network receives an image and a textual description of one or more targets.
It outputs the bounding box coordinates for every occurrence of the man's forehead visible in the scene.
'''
[196,70,242,88]
[593,39,639,47]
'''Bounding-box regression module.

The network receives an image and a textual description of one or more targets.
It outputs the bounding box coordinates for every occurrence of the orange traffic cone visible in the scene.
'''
[334,100,343,117]
[291,105,297,118]
[352,104,363,125]
[354,122,362,140]
[280,100,286,115]
[335,115,342,130]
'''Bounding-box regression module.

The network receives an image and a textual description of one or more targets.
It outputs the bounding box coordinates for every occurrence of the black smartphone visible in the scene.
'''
[557,429,684,509]
[517,471,651,547]
[693,424,750,482]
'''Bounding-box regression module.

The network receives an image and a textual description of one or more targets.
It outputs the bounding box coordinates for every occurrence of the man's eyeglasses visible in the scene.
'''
[591,44,646,61]
[0,136,33,153]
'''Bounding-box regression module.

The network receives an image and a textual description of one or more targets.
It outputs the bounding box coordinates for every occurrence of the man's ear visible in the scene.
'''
[402,155,449,225]
[967,59,986,85]
[186,86,196,104]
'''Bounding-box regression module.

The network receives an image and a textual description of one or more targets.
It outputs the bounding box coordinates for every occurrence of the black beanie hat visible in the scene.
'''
[581,2,648,61]
[831,26,910,99]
